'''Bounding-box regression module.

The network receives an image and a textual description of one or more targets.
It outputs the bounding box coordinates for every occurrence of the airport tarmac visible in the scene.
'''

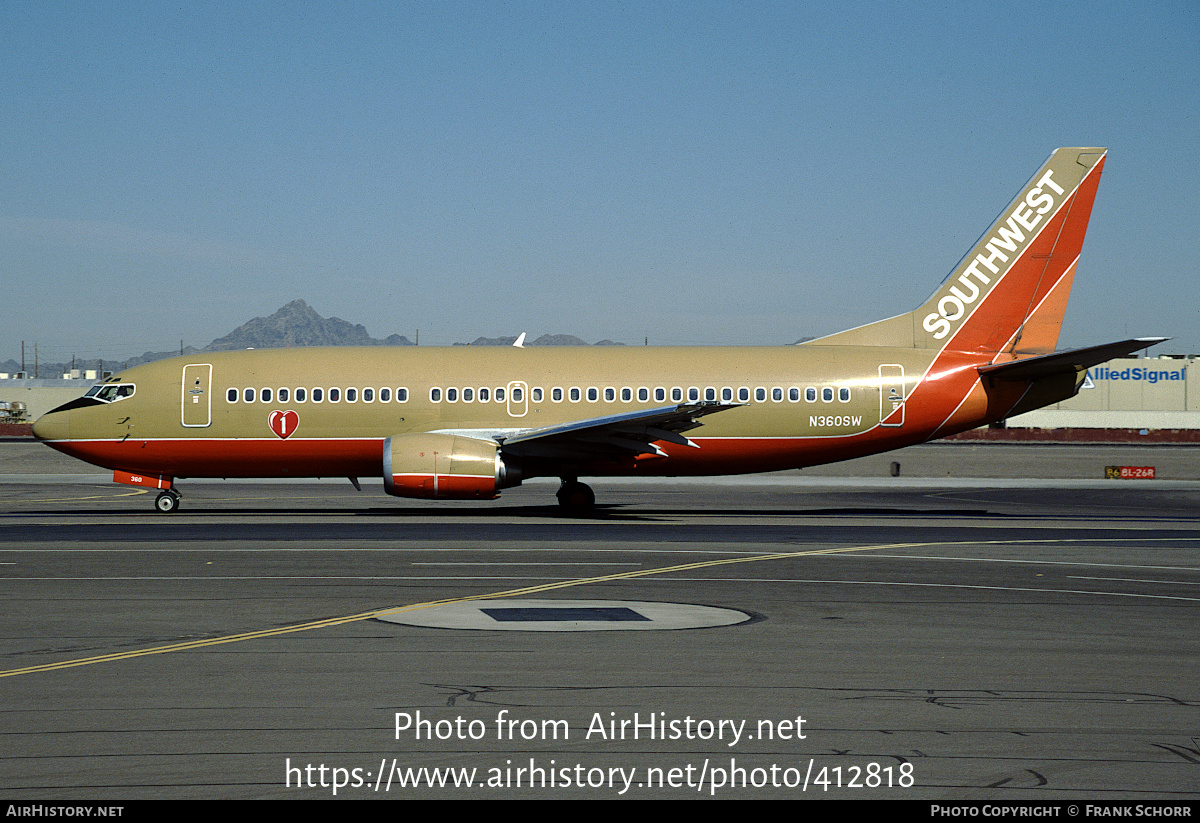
[1,441,1198,800]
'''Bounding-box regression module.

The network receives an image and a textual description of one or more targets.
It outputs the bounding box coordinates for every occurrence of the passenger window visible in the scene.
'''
[261,388,272,403]
[705,387,716,401]
[512,387,523,402]
[605,387,616,401]
[397,388,408,402]
[463,387,473,402]
[329,388,341,402]
[621,387,632,402]
[822,387,834,402]
[789,388,800,402]
[773,388,783,401]
[570,387,580,401]
[805,387,816,402]
[446,388,457,402]
[737,387,749,402]
[839,387,851,402]
[638,388,649,402]
[721,387,732,401]
[312,388,323,402]
[227,388,238,403]
[363,388,374,402]
[756,387,766,402]
[278,388,289,403]
[347,388,357,402]
[587,387,598,402]
[552,387,563,402]
[532,387,543,402]
[379,388,390,402]
[496,387,505,401]
[688,387,699,401]
[430,388,442,402]
[655,388,666,402]
[479,387,489,402]
[672,388,683,402]
[296,388,307,402]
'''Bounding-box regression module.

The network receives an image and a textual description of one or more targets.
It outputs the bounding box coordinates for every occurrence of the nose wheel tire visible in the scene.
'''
[154,491,181,513]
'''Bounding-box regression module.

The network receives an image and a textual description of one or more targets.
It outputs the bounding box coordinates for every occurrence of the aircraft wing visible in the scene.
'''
[979,338,1169,381]
[497,401,741,461]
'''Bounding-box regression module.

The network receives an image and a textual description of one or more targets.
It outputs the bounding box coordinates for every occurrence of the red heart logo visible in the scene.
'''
[268,410,299,440]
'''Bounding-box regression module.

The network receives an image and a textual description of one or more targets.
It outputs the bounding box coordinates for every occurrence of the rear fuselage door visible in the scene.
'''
[879,364,905,427]
[182,363,212,427]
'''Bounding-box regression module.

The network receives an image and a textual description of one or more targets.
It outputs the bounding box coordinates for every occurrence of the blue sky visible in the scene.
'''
[3,1,1198,365]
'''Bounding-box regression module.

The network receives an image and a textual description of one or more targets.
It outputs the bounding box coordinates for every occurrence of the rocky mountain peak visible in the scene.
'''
[205,300,411,351]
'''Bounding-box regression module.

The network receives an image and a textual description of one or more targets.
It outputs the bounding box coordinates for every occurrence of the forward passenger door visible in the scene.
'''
[182,364,212,427]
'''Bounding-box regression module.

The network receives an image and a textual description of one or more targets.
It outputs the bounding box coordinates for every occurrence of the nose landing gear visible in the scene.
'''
[154,490,181,513]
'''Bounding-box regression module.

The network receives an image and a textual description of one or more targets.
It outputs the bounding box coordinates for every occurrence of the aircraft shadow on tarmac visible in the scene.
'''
[14,501,1007,521]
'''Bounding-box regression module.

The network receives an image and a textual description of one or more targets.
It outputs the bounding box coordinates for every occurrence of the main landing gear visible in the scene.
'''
[154,489,181,513]
[556,479,595,514]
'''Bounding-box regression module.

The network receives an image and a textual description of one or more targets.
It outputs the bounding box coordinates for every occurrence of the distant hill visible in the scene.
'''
[3,299,414,377]
[459,335,520,346]
[457,333,623,347]
[3,300,649,377]
[531,334,588,346]
[206,299,413,351]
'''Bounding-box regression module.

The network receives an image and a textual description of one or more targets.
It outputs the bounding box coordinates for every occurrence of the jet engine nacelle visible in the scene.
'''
[383,433,520,500]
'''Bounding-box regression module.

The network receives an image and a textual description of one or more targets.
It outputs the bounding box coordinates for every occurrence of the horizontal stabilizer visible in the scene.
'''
[978,338,1169,381]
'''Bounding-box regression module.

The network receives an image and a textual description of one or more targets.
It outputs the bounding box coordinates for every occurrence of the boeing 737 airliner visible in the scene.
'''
[33,148,1161,512]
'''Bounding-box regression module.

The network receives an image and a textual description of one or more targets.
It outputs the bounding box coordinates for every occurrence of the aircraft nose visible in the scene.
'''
[32,409,69,442]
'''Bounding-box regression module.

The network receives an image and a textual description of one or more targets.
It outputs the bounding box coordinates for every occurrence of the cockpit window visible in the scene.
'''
[85,383,136,403]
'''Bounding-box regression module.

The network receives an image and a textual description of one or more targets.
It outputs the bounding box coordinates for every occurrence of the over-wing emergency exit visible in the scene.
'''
[33,148,1162,512]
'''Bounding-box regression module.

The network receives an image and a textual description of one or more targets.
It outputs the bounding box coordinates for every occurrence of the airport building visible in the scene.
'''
[1006,355,1197,430]
[0,373,102,424]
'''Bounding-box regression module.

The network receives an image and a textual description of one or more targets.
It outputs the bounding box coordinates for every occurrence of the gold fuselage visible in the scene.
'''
[32,342,1024,482]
